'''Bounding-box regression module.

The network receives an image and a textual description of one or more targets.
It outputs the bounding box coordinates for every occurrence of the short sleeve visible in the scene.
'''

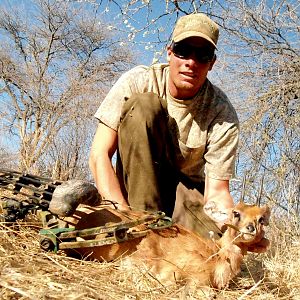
[204,102,239,180]
[94,66,149,130]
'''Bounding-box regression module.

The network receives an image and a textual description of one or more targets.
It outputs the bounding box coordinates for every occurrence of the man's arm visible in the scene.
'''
[203,176,234,228]
[89,123,129,209]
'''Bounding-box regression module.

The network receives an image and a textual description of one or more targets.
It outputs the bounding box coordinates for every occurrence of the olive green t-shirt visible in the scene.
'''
[95,63,239,182]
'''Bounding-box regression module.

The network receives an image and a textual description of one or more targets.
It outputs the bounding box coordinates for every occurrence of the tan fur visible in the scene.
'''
[62,202,270,289]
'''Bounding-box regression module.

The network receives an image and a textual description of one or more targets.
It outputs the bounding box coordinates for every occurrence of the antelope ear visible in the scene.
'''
[261,205,271,226]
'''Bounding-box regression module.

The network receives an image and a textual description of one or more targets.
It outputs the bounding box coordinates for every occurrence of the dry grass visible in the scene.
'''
[1,197,299,299]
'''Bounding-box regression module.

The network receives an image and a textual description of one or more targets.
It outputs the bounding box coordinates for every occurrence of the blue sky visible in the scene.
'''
[0,0,172,65]
[0,0,232,66]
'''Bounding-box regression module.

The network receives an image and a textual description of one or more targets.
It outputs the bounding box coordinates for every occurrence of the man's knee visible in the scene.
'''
[173,182,222,239]
[120,92,166,127]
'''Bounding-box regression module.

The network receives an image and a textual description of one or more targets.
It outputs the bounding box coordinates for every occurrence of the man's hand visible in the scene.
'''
[203,176,234,229]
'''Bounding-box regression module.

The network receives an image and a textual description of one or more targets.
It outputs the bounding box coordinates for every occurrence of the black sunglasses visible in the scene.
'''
[170,41,215,64]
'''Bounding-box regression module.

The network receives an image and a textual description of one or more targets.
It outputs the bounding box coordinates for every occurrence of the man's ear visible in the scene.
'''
[167,46,172,62]
[208,54,216,71]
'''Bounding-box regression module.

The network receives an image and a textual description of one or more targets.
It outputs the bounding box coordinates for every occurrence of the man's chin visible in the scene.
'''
[175,83,200,99]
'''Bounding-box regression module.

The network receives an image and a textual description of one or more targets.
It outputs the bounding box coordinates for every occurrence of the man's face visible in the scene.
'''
[167,37,216,99]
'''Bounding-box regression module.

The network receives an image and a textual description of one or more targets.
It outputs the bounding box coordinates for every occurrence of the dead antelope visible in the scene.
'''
[55,201,270,289]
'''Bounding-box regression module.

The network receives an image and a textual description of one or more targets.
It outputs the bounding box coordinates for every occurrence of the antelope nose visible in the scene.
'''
[246,224,255,232]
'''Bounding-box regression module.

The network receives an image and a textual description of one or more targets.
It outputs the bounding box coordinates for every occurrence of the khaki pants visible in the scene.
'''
[116,92,222,238]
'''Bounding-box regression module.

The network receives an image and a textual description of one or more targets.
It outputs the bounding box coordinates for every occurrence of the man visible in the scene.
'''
[89,13,239,236]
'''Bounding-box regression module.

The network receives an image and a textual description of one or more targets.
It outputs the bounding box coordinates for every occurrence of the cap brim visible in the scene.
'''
[173,31,217,49]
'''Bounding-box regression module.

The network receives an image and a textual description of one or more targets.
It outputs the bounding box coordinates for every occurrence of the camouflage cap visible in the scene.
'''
[172,13,219,48]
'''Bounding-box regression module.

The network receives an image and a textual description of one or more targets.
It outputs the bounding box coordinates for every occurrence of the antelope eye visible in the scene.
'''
[258,217,265,224]
[233,211,240,220]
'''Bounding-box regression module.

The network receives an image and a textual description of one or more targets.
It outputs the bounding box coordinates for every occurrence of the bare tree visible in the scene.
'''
[215,1,300,214]
[38,121,95,181]
[0,147,18,169]
[0,0,134,174]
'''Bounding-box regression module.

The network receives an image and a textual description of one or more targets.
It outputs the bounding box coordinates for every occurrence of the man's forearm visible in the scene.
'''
[90,155,129,209]
[89,123,129,210]
[89,141,129,209]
